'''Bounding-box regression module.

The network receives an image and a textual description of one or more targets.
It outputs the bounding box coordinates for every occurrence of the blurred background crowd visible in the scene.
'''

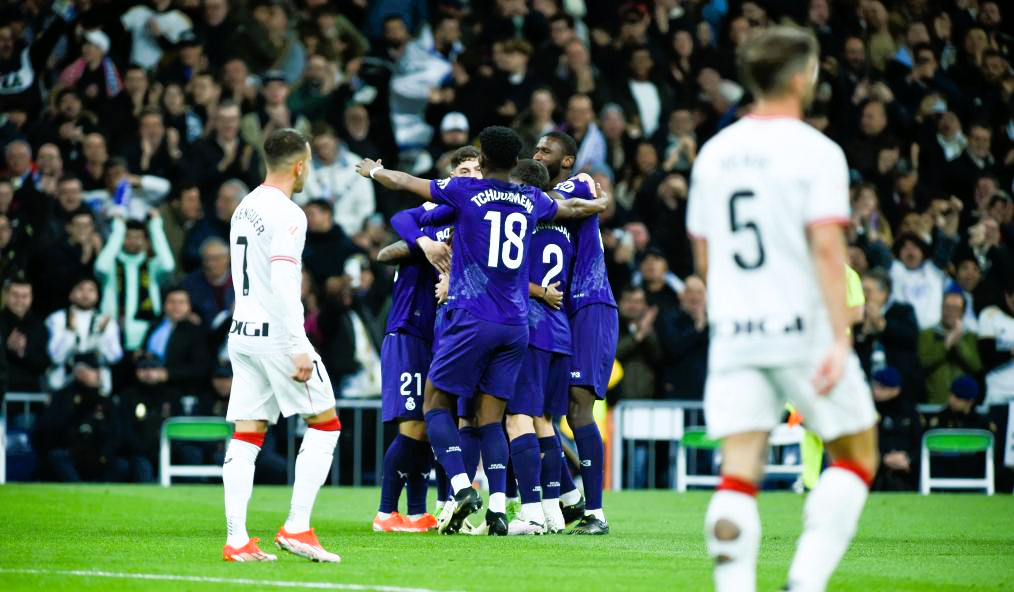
[0,0,1012,491]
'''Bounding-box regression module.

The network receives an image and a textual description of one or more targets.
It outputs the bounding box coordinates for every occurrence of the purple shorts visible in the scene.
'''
[509,347,570,417]
[380,332,431,422]
[569,304,619,398]
[428,308,528,402]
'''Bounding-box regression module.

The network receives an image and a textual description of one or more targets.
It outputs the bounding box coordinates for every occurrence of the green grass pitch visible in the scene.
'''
[0,485,1012,591]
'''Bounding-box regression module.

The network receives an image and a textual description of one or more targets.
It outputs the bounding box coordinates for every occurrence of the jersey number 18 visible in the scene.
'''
[484,211,527,270]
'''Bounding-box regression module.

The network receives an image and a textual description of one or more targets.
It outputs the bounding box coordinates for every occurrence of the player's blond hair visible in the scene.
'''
[737,25,819,99]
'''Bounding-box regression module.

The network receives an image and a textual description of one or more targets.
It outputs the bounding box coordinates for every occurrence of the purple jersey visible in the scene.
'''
[527,223,573,355]
[385,204,455,340]
[553,176,617,313]
[429,177,558,325]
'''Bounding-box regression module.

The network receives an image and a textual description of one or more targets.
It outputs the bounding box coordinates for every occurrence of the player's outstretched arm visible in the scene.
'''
[377,240,413,266]
[356,158,432,200]
[553,196,608,220]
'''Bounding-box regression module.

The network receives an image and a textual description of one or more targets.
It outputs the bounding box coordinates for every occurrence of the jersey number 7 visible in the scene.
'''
[236,236,250,295]
[729,190,765,270]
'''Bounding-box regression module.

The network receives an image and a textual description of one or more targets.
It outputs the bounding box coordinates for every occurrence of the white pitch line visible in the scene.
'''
[0,568,475,592]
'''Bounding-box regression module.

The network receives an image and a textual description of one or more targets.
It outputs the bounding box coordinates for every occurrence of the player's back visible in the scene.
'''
[228,184,307,353]
[386,205,454,341]
[528,222,574,354]
[552,176,616,312]
[687,116,850,371]
[428,176,558,325]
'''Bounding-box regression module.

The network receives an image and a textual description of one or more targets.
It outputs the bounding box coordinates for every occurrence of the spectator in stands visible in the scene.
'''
[889,233,946,329]
[182,237,233,332]
[426,113,470,177]
[83,157,172,223]
[41,275,125,482]
[160,83,204,145]
[978,279,1014,412]
[181,179,244,273]
[3,140,32,184]
[615,285,660,399]
[302,199,361,288]
[156,32,206,87]
[1,277,51,392]
[55,30,123,117]
[871,368,921,492]
[122,108,186,184]
[241,70,311,162]
[33,143,63,197]
[189,71,222,128]
[94,211,176,355]
[34,207,102,316]
[77,133,109,191]
[188,101,260,200]
[514,88,559,157]
[159,185,203,271]
[0,214,27,282]
[120,0,193,71]
[611,46,674,138]
[948,124,1001,200]
[856,269,923,400]
[294,124,375,237]
[107,65,151,154]
[918,291,982,404]
[288,54,336,124]
[562,94,607,172]
[925,376,995,431]
[657,275,708,400]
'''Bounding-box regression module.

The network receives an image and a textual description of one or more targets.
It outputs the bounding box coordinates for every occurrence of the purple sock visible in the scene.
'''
[538,436,562,500]
[404,437,432,516]
[509,434,542,505]
[506,458,518,499]
[425,409,467,483]
[378,434,410,513]
[458,426,482,483]
[573,423,604,510]
[557,432,579,497]
[478,423,508,505]
[434,461,449,502]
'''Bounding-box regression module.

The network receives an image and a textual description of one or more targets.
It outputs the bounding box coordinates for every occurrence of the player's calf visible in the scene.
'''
[705,476,762,592]
[505,413,547,534]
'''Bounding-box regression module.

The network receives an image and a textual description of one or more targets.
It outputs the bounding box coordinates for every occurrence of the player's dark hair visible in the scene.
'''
[478,126,523,171]
[450,146,480,169]
[737,25,818,97]
[542,131,578,158]
[263,128,310,170]
[510,159,550,190]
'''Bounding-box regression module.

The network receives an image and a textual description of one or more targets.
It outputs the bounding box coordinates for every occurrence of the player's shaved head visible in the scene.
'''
[478,126,523,173]
[509,159,550,190]
[737,25,819,101]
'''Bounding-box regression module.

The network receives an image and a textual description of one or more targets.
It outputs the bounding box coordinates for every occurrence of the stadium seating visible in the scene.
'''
[159,417,232,486]
[919,429,995,496]
[611,400,685,491]
[765,423,806,479]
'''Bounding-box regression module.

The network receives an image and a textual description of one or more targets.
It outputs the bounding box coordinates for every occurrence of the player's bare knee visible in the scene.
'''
[505,414,534,440]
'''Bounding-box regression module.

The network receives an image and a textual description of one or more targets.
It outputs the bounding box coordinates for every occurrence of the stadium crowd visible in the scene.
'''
[0,0,1012,492]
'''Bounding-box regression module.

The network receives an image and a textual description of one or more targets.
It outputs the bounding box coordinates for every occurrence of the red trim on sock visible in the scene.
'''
[718,476,758,497]
[832,460,873,487]
[308,417,341,432]
[233,432,265,447]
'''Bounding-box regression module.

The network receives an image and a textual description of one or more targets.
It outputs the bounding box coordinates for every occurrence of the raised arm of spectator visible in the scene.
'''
[356,158,432,200]
[133,174,172,209]
[147,210,176,276]
[29,11,70,72]
[94,216,126,278]
[99,316,124,366]
[45,310,76,366]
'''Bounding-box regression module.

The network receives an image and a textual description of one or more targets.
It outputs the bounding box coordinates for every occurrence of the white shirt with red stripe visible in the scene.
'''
[686,114,850,371]
[228,184,313,355]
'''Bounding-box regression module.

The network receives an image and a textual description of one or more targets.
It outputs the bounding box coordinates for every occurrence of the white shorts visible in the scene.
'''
[704,353,876,442]
[226,349,336,424]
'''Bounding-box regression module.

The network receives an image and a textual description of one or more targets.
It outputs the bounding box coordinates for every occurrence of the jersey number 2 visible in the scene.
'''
[729,191,765,270]
[236,236,250,295]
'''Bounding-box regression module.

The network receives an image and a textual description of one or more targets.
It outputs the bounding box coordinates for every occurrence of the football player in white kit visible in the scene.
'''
[686,27,879,592]
[222,128,342,563]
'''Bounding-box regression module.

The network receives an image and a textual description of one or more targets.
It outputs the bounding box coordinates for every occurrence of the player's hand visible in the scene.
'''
[542,281,563,310]
[291,352,313,383]
[435,272,449,304]
[811,337,849,396]
[356,158,382,178]
[417,236,451,275]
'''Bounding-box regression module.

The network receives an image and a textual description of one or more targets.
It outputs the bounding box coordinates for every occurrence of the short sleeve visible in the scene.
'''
[429,177,459,208]
[686,165,707,240]
[535,190,559,223]
[804,143,850,227]
[270,207,307,265]
[418,204,457,227]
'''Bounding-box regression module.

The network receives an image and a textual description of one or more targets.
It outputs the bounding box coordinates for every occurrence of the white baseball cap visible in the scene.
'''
[440,112,469,134]
[84,30,110,55]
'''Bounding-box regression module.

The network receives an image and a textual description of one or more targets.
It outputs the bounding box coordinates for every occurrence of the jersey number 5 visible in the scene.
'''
[729,190,765,270]
[236,236,250,295]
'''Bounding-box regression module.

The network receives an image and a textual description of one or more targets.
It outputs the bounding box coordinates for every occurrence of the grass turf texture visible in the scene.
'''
[0,485,1011,591]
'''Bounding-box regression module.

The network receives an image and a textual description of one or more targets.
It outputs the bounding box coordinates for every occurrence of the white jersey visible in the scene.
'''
[686,115,850,371]
[978,305,1014,406]
[228,185,311,355]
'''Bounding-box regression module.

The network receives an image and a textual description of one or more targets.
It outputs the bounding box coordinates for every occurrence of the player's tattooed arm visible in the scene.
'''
[356,158,432,200]
[377,240,414,266]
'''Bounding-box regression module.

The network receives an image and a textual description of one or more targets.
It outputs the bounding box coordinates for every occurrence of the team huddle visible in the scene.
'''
[216,24,876,592]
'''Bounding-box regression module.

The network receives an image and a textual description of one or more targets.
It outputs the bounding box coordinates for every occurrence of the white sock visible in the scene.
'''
[705,490,761,592]
[450,473,471,495]
[489,492,506,514]
[519,502,545,523]
[541,498,564,524]
[787,466,869,592]
[283,426,339,534]
[375,512,392,519]
[585,508,606,522]
[560,488,582,506]
[435,500,445,513]
[224,438,260,548]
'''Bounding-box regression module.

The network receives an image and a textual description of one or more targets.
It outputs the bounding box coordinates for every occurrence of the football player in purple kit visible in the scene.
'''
[532,131,618,535]
[370,147,481,533]
[356,126,607,535]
